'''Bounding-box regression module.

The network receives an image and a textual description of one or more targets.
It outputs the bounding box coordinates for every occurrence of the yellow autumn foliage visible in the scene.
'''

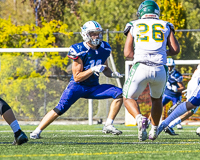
[0,18,72,118]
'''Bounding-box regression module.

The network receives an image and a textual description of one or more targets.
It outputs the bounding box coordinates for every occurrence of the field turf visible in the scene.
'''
[0,124,200,160]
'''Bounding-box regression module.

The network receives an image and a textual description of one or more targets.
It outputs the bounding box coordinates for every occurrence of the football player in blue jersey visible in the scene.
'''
[162,58,185,129]
[0,98,28,145]
[158,64,200,136]
[30,21,124,139]
[164,64,200,135]
[162,58,185,109]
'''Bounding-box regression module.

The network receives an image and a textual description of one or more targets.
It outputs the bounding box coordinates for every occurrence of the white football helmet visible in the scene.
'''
[166,58,175,74]
[81,21,103,46]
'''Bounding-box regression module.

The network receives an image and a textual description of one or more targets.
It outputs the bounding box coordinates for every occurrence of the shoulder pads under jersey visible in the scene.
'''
[67,47,79,60]
[101,41,112,51]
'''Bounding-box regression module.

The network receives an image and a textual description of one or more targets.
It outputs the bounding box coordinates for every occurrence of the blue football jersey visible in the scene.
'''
[164,69,183,97]
[67,41,111,86]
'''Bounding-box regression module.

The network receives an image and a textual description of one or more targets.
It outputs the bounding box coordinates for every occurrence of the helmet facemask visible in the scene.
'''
[168,65,175,74]
[166,58,176,74]
[81,21,103,47]
[88,31,103,46]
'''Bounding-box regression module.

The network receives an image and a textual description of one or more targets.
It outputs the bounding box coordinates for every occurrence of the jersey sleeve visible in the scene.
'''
[124,22,133,36]
[166,22,175,34]
[176,75,183,83]
[103,41,112,54]
[67,46,79,60]
[175,72,183,82]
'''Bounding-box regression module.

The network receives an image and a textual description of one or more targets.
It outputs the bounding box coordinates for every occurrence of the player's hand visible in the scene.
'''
[91,65,106,74]
[111,72,123,78]
[172,85,178,92]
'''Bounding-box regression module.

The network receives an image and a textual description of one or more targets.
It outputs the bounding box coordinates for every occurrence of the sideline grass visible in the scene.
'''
[0,124,200,160]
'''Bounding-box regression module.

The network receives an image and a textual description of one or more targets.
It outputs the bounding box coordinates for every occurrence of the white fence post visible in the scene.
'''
[88,99,93,125]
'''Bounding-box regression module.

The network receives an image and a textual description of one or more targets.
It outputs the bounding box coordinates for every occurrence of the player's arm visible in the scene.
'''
[124,31,134,58]
[72,57,94,82]
[177,81,185,92]
[102,60,112,77]
[167,30,180,56]
[103,60,123,78]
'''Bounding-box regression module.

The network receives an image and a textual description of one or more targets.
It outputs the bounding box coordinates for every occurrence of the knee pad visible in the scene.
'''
[0,98,11,116]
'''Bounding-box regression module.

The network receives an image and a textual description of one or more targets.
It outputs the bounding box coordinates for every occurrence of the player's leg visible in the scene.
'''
[159,84,200,133]
[107,98,123,123]
[165,110,195,135]
[123,63,149,141]
[148,65,168,140]
[30,110,59,139]
[161,94,171,120]
[162,94,172,106]
[158,101,197,135]
[167,101,182,116]
[86,84,123,135]
[103,97,123,135]
[0,98,28,145]
[164,78,199,135]
[148,94,171,127]
[170,96,183,129]
[30,82,84,139]
[151,97,163,126]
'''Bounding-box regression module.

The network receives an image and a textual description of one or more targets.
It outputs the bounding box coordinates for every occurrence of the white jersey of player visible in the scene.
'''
[187,68,200,100]
[127,19,172,65]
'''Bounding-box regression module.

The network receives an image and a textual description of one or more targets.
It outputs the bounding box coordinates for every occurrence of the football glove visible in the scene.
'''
[111,72,123,78]
[91,65,106,74]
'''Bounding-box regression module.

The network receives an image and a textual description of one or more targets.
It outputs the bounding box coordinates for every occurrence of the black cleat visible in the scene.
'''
[164,126,178,136]
[12,131,28,145]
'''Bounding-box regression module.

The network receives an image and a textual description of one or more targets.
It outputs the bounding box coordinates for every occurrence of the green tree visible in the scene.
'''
[180,0,200,61]
[0,18,71,119]
[181,0,200,29]
[22,0,79,27]
[0,0,35,25]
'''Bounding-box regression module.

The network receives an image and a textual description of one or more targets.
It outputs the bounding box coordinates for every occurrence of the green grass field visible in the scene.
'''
[1,124,200,160]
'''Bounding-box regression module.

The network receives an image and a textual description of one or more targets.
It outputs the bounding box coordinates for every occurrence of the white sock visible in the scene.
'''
[150,125,158,131]
[151,125,158,129]
[162,102,187,128]
[136,114,142,125]
[105,118,113,126]
[10,120,21,133]
[33,127,42,135]
[169,117,181,128]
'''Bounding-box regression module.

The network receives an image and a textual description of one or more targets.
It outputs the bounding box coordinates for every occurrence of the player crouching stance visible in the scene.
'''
[123,0,180,141]
[0,98,28,145]
[30,21,123,139]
